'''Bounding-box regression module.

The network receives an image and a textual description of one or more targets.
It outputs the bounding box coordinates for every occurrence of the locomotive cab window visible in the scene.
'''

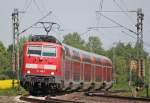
[27,45,42,56]
[42,46,56,56]
[27,45,56,57]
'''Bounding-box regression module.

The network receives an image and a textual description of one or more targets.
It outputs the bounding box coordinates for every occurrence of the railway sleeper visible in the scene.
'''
[70,85,83,92]
[63,82,73,92]
[94,82,107,91]
[104,82,113,91]
[83,83,95,92]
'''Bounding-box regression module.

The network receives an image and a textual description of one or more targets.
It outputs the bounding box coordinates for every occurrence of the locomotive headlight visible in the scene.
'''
[51,72,54,75]
[27,70,30,74]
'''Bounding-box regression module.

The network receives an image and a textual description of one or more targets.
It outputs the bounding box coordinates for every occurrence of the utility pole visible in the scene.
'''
[136,8,145,81]
[112,43,116,83]
[136,8,144,58]
[12,8,20,88]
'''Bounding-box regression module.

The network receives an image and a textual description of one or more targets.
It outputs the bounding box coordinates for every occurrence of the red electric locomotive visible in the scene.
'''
[21,35,113,94]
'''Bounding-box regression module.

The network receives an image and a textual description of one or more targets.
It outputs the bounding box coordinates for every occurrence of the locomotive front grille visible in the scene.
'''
[25,75,55,83]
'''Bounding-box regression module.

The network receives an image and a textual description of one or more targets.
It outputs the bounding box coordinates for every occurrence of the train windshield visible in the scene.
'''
[28,45,42,56]
[27,45,56,57]
[42,46,56,56]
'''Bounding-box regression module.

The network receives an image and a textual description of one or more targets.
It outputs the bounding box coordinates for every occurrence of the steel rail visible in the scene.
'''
[20,96,84,103]
[85,92,150,102]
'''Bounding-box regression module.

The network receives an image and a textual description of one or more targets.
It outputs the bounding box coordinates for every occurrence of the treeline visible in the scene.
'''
[0,33,150,87]
[0,37,27,79]
[0,41,12,79]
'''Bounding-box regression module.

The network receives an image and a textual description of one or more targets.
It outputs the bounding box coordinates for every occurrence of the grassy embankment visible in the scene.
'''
[112,82,150,97]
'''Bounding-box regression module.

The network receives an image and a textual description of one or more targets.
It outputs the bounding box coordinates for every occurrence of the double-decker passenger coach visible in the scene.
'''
[21,35,113,94]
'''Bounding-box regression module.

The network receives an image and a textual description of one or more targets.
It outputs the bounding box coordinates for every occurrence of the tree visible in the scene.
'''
[86,36,104,54]
[63,33,107,55]
[106,43,129,84]
[6,36,29,79]
[145,57,150,84]
[63,32,86,50]
[0,41,11,79]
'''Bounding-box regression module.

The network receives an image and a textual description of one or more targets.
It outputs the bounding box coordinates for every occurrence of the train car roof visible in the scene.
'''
[63,43,112,63]
[26,35,111,64]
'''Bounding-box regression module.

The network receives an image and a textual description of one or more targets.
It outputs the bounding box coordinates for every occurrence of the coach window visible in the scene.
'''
[27,45,42,56]
[42,46,56,56]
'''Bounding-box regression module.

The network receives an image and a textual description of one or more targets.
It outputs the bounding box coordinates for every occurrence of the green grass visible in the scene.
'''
[0,88,18,96]
[138,88,150,97]
[112,81,130,90]
[112,81,150,97]
[0,87,28,96]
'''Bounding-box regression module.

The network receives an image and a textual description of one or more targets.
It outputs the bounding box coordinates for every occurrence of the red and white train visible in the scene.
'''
[21,35,113,94]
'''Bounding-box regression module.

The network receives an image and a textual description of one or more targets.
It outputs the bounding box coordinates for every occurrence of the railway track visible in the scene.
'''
[85,91,150,102]
[19,90,150,103]
[20,96,84,103]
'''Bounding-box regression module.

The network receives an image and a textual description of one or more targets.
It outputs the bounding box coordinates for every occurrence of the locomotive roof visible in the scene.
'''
[30,35,62,45]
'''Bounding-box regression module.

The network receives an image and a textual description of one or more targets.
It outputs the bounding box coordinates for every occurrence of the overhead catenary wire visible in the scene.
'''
[33,0,44,16]
[99,13,137,35]
[96,10,136,13]
[21,0,45,20]
[113,0,135,25]
[23,0,32,13]
[19,11,52,35]
[33,0,64,36]
[51,13,65,31]
[19,0,32,20]
[40,0,48,13]
[120,0,130,11]
[94,11,150,48]
[98,0,103,11]
[88,26,122,29]
[122,31,150,48]
[99,14,150,48]
[121,31,136,39]
[96,0,104,26]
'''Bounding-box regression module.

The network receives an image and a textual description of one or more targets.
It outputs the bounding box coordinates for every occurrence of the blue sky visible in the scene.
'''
[0,0,150,54]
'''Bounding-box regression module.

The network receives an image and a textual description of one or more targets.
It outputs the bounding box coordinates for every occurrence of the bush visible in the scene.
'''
[0,74,9,80]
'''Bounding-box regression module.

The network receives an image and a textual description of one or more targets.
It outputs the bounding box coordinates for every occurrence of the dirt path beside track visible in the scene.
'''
[0,96,28,103]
